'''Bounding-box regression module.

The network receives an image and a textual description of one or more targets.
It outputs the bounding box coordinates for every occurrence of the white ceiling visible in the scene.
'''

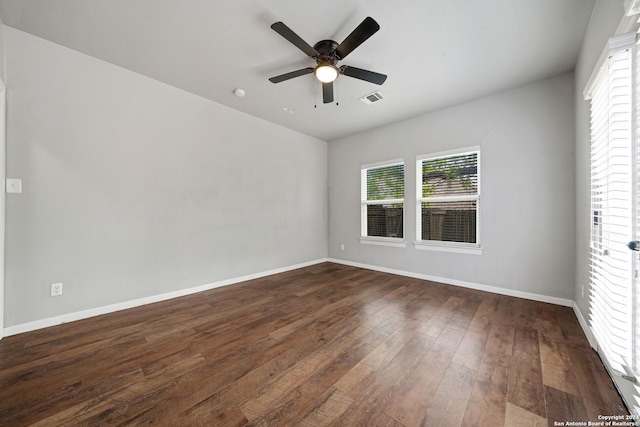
[0,0,596,141]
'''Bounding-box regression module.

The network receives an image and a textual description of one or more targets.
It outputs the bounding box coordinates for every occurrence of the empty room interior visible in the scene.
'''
[2,0,640,426]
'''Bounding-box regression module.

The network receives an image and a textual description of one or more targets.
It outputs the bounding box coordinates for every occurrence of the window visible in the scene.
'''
[585,30,638,411]
[360,160,405,246]
[587,33,635,374]
[415,148,480,253]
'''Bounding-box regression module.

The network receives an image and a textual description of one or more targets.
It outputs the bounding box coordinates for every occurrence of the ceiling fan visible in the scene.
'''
[268,17,387,104]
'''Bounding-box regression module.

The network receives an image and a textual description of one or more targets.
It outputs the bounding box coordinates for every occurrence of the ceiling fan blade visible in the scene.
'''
[322,82,334,103]
[335,17,380,60]
[271,22,319,58]
[269,68,314,83]
[341,66,387,85]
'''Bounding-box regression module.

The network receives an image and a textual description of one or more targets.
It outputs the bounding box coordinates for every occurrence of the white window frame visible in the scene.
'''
[360,159,406,248]
[414,147,481,255]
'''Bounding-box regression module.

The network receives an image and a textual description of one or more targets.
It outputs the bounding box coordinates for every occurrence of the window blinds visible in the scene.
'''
[634,37,640,383]
[589,46,634,376]
[366,163,405,201]
[420,153,478,198]
[417,151,479,245]
[361,162,405,239]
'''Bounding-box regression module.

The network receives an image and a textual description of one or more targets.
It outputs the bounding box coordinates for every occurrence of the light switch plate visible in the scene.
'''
[6,179,22,193]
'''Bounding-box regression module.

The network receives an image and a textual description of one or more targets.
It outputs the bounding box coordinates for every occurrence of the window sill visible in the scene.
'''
[413,241,482,255]
[359,237,407,248]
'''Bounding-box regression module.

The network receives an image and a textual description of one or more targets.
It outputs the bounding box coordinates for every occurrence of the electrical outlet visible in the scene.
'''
[340,244,345,251]
[51,283,63,296]
[6,178,22,194]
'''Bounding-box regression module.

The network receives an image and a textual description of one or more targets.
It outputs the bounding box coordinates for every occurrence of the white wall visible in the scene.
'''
[0,16,5,81]
[0,18,5,338]
[4,27,327,328]
[328,73,575,301]
[573,1,626,316]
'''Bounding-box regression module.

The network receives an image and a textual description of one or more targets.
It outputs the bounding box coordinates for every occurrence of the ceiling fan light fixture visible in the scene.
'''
[315,64,338,83]
[269,18,385,104]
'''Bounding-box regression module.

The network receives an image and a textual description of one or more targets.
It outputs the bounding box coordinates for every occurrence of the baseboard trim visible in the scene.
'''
[328,258,574,307]
[572,302,597,349]
[3,258,329,337]
[4,257,576,337]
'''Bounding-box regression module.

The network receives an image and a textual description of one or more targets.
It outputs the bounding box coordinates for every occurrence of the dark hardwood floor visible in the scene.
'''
[0,262,628,426]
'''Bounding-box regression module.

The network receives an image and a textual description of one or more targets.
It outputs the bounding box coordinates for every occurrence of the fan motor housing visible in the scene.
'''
[313,40,339,64]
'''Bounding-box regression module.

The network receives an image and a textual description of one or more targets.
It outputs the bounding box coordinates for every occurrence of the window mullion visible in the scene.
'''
[364,198,405,206]
[418,195,479,204]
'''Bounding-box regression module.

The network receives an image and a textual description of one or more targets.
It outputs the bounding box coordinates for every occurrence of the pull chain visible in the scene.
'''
[313,76,317,108]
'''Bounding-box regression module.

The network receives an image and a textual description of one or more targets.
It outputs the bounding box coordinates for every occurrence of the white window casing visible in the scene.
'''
[360,159,406,247]
[414,147,481,255]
